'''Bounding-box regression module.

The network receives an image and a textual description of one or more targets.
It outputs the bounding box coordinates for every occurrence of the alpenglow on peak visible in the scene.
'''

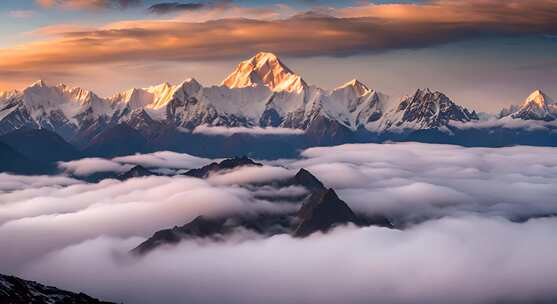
[222,52,307,93]
[523,89,554,108]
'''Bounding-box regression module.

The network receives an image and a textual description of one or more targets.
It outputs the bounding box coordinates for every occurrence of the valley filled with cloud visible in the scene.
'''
[1,142,557,304]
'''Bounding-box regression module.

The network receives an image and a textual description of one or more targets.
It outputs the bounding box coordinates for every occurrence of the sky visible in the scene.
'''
[0,0,556,112]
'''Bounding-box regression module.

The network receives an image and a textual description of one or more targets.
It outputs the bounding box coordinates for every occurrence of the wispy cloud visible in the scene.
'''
[36,0,141,10]
[8,10,36,18]
[58,151,212,176]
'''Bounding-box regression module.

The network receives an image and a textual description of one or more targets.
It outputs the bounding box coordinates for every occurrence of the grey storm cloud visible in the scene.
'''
[148,2,206,14]
[147,1,234,15]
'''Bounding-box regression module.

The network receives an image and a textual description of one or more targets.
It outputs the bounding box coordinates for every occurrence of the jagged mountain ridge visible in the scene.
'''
[131,162,392,255]
[379,88,479,131]
[0,52,486,143]
[0,273,115,304]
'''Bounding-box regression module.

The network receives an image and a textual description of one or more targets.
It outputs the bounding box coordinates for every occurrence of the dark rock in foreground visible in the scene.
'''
[0,273,115,304]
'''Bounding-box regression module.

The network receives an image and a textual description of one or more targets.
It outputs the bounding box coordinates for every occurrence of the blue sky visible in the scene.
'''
[0,0,556,112]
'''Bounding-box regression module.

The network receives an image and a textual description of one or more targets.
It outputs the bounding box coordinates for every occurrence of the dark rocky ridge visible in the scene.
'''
[0,273,115,304]
[132,162,392,255]
[184,156,263,178]
[117,165,158,180]
[132,214,293,255]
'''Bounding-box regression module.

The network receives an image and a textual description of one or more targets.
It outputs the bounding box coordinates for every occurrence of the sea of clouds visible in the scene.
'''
[1,142,557,304]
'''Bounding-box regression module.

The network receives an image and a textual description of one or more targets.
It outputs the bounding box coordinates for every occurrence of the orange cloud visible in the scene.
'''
[2,0,556,87]
[337,0,557,25]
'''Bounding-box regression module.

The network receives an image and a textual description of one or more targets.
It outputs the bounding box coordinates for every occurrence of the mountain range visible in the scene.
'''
[0,52,556,165]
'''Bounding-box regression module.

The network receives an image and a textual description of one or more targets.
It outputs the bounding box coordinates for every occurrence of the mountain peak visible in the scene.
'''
[336,79,370,95]
[180,77,201,88]
[294,188,358,237]
[222,52,307,93]
[254,51,280,62]
[385,88,478,130]
[524,89,554,107]
[29,79,48,88]
[510,89,556,121]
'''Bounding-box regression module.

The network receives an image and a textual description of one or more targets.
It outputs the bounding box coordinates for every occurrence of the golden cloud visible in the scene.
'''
[2,0,556,86]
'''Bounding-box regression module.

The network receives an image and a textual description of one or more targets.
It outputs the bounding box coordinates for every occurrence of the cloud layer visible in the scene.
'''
[290,143,557,223]
[2,142,557,303]
[58,151,212,176]
[21,217,557,304]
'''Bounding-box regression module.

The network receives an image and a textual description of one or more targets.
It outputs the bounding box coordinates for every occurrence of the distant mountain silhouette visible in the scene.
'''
[184,156,263,178]
[0,129,80,163]
[0,142,51,174]
[83,123,152,158]
[117,165,158,180]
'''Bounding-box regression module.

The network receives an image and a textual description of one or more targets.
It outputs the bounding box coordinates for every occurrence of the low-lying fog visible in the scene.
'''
[1,143,557,304]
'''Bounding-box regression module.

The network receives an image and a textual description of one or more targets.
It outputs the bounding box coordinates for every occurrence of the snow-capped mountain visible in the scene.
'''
[0,80,119,139]
[166,53,390,131]
[222,52,307,93]
[501,90,557,121]
[110,81,177,111]
[379,88,478,131]
[0,52,551,148]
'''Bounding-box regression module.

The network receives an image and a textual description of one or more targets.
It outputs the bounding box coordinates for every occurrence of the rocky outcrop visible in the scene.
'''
[0,273,115,304]
[184,156,263,178]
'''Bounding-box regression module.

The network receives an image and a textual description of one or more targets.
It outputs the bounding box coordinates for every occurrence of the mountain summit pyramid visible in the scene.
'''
[222,52,307,93]
[511,89,557,121]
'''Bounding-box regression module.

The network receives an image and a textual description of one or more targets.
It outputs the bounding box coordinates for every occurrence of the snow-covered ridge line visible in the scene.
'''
[0,52,554,143]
